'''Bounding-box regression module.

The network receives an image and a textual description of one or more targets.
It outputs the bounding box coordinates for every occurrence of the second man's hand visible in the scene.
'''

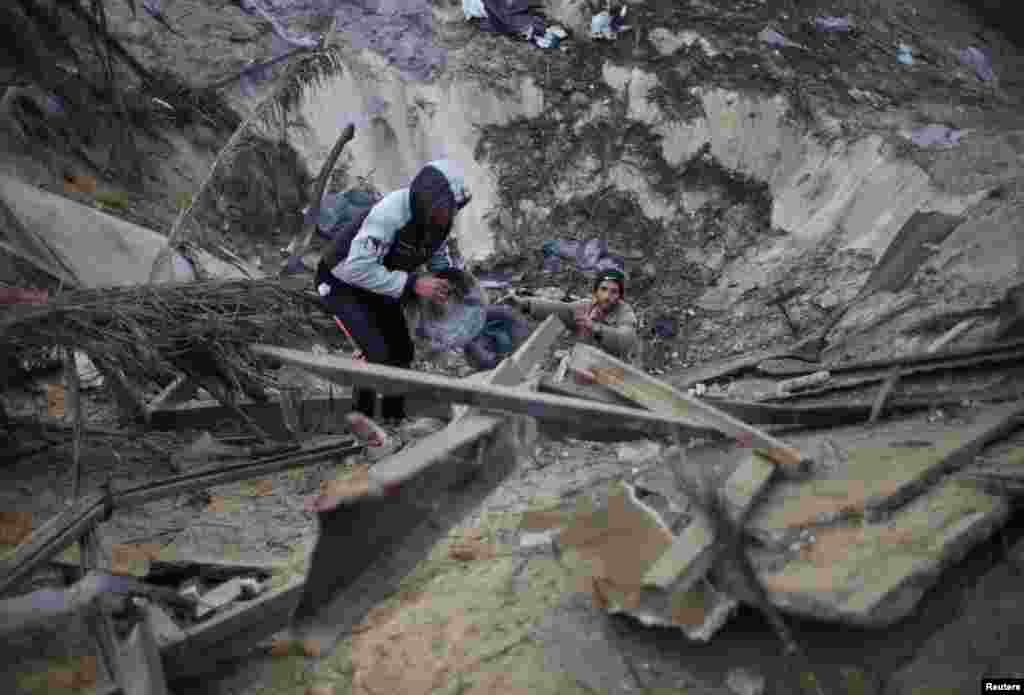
[414,275,451,304]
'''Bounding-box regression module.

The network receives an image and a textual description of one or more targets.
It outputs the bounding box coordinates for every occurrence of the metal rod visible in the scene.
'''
[0,439,362,593]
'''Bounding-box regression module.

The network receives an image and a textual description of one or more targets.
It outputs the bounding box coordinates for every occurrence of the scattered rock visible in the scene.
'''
[195,577,248,620]
[725,667,766,695]
[531,593,642,695]
[616,439,663,465]
[397,417,446,439]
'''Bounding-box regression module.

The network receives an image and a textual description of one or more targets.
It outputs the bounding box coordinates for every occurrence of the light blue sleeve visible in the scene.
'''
[329,190,412,298]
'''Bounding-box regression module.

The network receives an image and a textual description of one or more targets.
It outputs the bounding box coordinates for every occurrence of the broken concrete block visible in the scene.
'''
[616,440,663,465]
[758,479,1009,627]
[642,452,775,593]
[747,406,1020,545]
[195,577,248,620]
[171,432,248,470]
[519,529,559,550]
[642,510,714,591]
[557,482,739,641]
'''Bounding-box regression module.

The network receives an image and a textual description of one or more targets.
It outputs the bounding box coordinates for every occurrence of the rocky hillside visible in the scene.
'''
[5,0,1021,376]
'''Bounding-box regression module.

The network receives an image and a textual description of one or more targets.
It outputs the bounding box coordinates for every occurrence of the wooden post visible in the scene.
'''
[79,530,123,688]
[64,348,84,500]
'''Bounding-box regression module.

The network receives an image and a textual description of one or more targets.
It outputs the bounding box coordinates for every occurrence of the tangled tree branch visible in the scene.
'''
[152,22,344,280]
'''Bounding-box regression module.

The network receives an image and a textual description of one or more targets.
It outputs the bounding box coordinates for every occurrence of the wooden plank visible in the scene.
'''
[373,317,564,487]
[116,438,359,508]
[868,401,1024,518]
[540,374,636,408]
[759,337,1024,378]
[0,493,105,594]
[249,344,714,441]
[541,376,957,429]
[509,314,565,379]
[80,530,124,689]
[671,347,802,391]
[868,369,902,424]
[371,414,505,489]
[570,343,808,469]
[161,577,304,678]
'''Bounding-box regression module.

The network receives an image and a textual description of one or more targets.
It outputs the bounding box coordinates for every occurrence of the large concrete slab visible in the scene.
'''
[757,478,1010,627]
[0,174,249,287]
[746,404,1023,545]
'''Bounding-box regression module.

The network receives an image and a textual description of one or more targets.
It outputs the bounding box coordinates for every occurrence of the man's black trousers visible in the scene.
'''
[316,269,414,421]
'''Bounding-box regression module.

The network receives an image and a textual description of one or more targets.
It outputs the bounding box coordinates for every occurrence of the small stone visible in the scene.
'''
[616,440,663,465]
[195,577,248,619]
[301,638,326,658]
[239,577,265,599]
[726,667,766,695]
[269,639,297,657]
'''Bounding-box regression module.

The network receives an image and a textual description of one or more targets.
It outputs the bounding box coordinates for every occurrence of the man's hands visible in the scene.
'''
[575,304,603,337]
[414,275,451,304]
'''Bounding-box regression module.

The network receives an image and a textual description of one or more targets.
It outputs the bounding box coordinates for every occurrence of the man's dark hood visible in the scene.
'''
[408,164,456,250]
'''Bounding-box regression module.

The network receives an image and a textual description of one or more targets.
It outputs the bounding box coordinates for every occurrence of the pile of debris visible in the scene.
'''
[1,279,331,406]
[528,335,1024,646]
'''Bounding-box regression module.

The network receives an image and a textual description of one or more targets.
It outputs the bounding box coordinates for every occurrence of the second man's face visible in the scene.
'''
[594,280,621,309]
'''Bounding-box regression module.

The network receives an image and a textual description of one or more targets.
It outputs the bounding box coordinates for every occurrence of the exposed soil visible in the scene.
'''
[3,0,1024,693]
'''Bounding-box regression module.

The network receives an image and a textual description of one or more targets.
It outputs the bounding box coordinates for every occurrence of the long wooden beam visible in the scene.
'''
[765,347,1024,404]
[372,316,564,489]
[539,376,957,428]
[248,344,718,441]
[569,344,808,469]
[758,337,1024,378]
[0,493,106,595]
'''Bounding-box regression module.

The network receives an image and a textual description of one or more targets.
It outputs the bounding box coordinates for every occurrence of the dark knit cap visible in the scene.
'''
[593,269,626,297]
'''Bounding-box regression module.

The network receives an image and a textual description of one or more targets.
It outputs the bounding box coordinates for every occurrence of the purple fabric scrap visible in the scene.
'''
[958,46,996,83]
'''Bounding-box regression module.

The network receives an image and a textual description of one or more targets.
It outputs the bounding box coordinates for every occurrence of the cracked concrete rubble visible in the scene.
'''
[2,0,1024,693]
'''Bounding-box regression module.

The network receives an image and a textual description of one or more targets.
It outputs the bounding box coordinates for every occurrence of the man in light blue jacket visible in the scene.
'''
[315,160,471,423]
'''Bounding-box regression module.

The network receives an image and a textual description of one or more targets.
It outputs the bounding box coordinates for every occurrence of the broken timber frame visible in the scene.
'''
[371,315,565,489]
[760,336,1024,378]
[247,345,727,443]
[539,374,969,429]
[559,344,790,594]
[0,437,361,595]
[169,317,566,670]
[568,343,808,470]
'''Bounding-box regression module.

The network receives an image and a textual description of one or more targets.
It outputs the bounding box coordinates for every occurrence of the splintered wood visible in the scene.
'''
[569,343,808,470]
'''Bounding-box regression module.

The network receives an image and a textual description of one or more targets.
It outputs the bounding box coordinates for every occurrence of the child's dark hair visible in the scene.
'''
[592,269,626,297]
